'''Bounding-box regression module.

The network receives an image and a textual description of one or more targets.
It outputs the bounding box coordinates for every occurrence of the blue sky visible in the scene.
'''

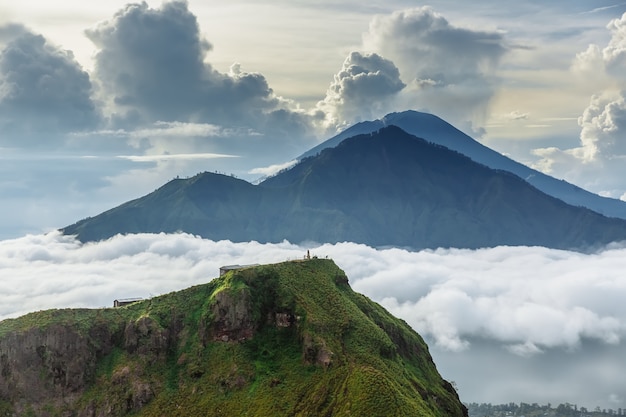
[2,1,626,237]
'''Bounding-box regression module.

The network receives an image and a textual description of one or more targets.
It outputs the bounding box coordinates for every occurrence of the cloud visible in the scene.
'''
[602,12,626,78]
[317,51,405,129]
[3,232,626,407]
[117,153,237,162]
[81,1,318,169]
[3,233,626,354]
[75,121,261,145]
[572,12,626,83]
[579,91,626,160]
[351,245,626,354]
[530,91,626,198]
[364,7,505,83]
[360,6,507,134]
[0,22,28,43]
[85,2,312,134]
[0,24,100,143]
[248,159,298,178]
[530,13,626,198]
[506,111,530,121]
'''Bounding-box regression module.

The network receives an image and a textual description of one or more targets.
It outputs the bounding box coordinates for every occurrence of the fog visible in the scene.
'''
[2,232,625,408]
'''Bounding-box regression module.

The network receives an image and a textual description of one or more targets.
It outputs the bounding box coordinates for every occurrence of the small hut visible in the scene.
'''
[219,264,259,276]
[113,298,143,308]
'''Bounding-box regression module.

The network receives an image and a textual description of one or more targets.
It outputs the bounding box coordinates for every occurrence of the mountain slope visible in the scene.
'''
[63,126,626,250]
[300,110,626,219]
[0,259,467,417]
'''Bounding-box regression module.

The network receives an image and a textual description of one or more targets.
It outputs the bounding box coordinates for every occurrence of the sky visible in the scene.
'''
[3,0,626,409]
[2,0,626,237]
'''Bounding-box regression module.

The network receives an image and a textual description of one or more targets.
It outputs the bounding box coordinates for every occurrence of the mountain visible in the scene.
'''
[300,110,626,220]
[63,125,626,250]
[0,259,467,417]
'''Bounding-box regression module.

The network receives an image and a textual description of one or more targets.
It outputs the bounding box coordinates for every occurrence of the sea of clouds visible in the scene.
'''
[3,231,625,354]
[2,231,626,407]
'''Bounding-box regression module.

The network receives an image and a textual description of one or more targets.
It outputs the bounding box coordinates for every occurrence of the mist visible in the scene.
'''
[1,231,625,408]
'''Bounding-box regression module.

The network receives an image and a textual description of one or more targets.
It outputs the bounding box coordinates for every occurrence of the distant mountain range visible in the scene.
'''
[300,111,626,220]
[63,124,626,250]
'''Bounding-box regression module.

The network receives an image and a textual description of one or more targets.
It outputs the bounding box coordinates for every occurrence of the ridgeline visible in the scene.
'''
[63,126,626,251]
[0,259,466,417]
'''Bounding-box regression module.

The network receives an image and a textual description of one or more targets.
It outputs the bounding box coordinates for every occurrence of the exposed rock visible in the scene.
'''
[302,332,334,369]
[209,288,256,342]
[0,324,101,414]
[124,316,169,357]
[269,311,300,328]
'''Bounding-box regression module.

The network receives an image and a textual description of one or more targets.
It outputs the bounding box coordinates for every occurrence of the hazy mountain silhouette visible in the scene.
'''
[300,110,626,220]
[63,126,626,250]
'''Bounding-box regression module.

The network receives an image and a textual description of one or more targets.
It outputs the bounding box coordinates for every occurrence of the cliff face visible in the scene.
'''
[0,259,467,417]
[0,325,98,408]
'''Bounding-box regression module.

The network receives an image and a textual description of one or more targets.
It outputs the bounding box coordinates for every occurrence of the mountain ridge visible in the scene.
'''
[299,110,626,219]
[0,259,467,417]
[63,125,626,250]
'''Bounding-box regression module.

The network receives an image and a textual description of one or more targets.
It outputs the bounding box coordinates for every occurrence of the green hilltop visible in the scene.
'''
[0,259,466,417]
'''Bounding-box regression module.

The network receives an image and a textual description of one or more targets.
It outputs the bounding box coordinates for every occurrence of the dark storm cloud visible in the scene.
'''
[0,25,100,143]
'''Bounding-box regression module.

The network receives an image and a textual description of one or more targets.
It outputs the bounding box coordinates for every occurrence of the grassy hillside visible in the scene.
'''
[0,259,466,417]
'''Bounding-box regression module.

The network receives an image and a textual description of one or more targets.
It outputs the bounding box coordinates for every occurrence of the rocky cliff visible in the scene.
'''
[0,259,467,417]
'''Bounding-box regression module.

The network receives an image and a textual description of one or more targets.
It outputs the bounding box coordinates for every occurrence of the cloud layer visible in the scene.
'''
[2,232,626,407]
[3,232,626,353]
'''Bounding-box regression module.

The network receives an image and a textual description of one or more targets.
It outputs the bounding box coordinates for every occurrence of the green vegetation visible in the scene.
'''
[0,259,466,416]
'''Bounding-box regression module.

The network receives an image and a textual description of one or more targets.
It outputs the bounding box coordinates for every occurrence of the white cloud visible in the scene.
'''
[512,111,530,121]
[3,232,626,407]
[117,153,237,162]
[361,6,507,135]
[579,91,626,160]
[529,13,626,198]
[132,121,225,138]
[530,92,626,198]
[603,12,626,77]
[3,233,626,355]
[317,51,405,130]
[248,159,298,177]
